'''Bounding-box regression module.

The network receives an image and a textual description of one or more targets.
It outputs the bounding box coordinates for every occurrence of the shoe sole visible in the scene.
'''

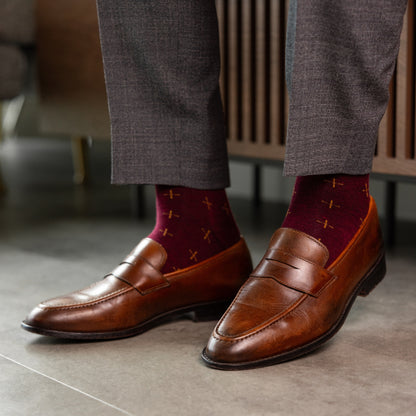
[21,299,231,340]
[201,252,386,370]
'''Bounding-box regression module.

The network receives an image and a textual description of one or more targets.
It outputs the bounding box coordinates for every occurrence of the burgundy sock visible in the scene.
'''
[282,174,370,266]
[148,186,241,273]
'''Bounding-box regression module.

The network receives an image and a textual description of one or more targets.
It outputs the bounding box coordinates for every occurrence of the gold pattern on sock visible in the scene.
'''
[324,178,344,188]
[201,228,212,244]
[159,228,173,237]
[202,196,213,210]
[321,199,340,209]
[221,203,231,216]
[316,219,334,229]
[163,210,180,219]
[362,183,369,198]
[189,250,198,262]
[163,189,181,199]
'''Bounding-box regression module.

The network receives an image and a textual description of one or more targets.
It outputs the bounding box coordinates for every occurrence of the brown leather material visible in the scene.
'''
[124,238,167,269]
[202,197,385,369]
[252,246,335,297]
[22,238,252,339]
[110,239,170,295]
[111,261,170,295]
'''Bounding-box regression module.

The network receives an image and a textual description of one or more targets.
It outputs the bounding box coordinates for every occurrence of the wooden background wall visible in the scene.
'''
[217,0,416,177]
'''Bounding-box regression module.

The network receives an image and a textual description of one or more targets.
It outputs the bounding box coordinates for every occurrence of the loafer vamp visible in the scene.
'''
[203,197,385,368]
[216,277,302,337]
[24,276,146,333]
[22,238,253,338]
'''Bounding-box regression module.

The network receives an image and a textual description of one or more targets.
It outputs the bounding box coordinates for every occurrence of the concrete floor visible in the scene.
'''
[0,137,415,416]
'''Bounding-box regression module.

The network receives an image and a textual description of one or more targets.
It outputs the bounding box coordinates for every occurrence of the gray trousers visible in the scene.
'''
[96,0,408,188]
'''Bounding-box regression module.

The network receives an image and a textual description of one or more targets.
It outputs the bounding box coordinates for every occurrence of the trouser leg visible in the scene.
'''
[96,0,229,188]
[284,0,408,176]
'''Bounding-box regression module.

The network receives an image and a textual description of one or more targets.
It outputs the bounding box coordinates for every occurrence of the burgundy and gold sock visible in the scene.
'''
[148,185,241,273]
[282,174,370,266]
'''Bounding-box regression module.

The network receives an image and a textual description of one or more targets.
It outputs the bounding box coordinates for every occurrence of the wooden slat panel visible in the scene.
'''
[269,0,284,146]
[414,55,416,160]
[227,0,239,143]
[376,79,395,159]
[408,0,415,161]
[216,0,227,114]
[372,158,416,176]
[387,79,396,158]
[377,112,389,158]
[283,0,290,144]
[255,0,267,144]
[227,141,286,160]
[241,0,253,143]
[221,0,416,176]
[395,0,414,160]
[412,0,416,162]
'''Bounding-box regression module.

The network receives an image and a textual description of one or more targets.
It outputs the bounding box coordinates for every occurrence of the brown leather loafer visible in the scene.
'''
[22,237,252,339]
[202,197,385,370]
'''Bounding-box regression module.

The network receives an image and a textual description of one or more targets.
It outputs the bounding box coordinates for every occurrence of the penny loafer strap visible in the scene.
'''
[111,256,170,295]
[251,248,335,297]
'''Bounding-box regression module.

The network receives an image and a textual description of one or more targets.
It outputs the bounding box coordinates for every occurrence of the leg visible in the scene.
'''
[96,0,245,272]
[203,0,407,369]
[281,0,407,264]
[22,0,253,339]
[96,0,229,189]
[284,0,408,176]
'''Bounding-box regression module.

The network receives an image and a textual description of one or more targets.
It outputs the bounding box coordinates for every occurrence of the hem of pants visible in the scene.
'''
[111,173,230,190]
[283,158,373,177]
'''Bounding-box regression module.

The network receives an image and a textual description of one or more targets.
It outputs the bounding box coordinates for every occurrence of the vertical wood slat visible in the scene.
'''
[377,79,395,158]
[414,43,416,160]
[255,0,267,144]
[377,106,388,158]
[412,0,416,161]
[227,0,239,143]
[216,0,226,116]
[241,0,253,143]
[221,0,288,159]
[387,79,396,157]
[409,0,416,160]
[283,0,291,144]
[395,0,414,160]
[374,0,416,174]
[405,0,414,159]
[269,0,283,146]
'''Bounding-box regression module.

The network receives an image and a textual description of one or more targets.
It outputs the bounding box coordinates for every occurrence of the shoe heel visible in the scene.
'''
[359,253,386,297]
[190,301,230,322]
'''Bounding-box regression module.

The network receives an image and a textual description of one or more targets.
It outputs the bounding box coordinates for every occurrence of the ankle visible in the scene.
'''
[148,186,240,272]
[282,174,370,265]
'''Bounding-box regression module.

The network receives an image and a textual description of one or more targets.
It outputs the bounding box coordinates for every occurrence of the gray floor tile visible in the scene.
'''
[0,356,134,415]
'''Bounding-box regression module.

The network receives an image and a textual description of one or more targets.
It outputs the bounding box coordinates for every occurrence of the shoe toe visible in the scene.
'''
[22,303,70,334]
